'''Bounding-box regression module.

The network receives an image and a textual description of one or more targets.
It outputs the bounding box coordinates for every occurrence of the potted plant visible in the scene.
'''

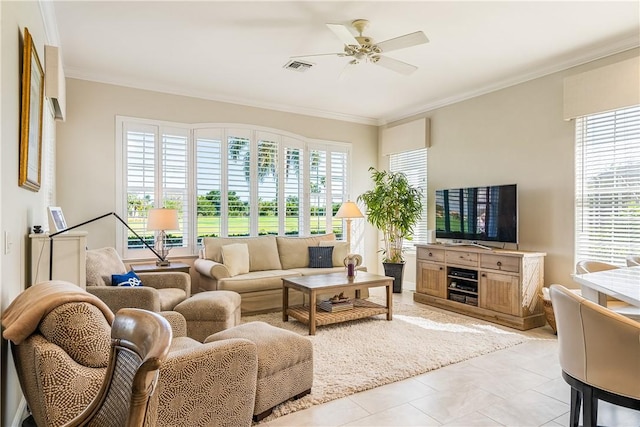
[358,167,423,293]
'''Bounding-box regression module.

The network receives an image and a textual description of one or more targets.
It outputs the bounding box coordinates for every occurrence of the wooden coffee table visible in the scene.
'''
[282,271,393,335]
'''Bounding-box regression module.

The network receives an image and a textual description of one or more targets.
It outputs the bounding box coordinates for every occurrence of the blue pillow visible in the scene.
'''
[308,246,334,268]
[111,270,143,287]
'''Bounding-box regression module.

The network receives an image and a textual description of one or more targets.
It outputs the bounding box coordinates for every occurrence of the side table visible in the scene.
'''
[131,261,191,274]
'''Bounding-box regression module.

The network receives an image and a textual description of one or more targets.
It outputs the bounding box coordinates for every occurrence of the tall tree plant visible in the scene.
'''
[358,167,423,263]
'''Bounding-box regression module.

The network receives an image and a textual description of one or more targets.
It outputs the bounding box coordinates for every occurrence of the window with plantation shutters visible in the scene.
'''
[575,105,640,266]
[117,117,350,256]
[389,147,428,248]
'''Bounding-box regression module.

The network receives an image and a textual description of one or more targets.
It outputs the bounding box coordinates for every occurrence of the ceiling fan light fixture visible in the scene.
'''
[290,18,429,77]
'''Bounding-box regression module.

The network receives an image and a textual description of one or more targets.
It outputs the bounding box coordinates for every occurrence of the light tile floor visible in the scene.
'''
[260,289,640,427]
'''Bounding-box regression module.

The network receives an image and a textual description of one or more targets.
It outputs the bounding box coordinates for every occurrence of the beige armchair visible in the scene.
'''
[3,281,259,427]
[550,284,640,427]
[86,247,191,313]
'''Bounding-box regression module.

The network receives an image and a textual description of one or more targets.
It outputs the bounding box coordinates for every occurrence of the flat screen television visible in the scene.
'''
[435,184,518,244]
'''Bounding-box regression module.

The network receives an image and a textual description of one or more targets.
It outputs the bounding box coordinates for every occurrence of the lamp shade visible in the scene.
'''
[335,201,364,219]
[147,208,179,231]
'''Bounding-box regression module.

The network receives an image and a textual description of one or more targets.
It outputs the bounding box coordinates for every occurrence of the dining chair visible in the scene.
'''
[626,255,640,267]
[550,284,640,427]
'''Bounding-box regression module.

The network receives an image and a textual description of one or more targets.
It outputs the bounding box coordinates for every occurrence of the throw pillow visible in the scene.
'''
[222,243,250,277]
[308,246,334,268]
[111,270,143,287]
[319,241,350,267]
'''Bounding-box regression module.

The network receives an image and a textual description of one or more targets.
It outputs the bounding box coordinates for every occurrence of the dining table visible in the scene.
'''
[573,265,640,308]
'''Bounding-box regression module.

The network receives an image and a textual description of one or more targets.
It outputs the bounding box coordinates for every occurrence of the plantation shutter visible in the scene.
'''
[389,148,428,247]
[118,118,351,254]
[575,105,640,265]
[160,128,189,248]
[282,137,304,236]
[256,132,279,235]
[227,129,251,237]
[195,128,223,240]
[330,151,348,238]
[125,124,157,247]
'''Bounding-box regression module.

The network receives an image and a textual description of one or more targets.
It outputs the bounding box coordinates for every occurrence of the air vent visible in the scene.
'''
[283,60,314,72]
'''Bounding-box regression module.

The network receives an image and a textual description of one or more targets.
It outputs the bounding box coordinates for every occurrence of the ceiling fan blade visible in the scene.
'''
[338,60,359,81]
[326,23,360,46]
[290,53,345,59]
[376,31,429,53]
[373,55,418,75]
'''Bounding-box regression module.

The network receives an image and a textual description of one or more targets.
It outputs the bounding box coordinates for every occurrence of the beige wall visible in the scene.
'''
[1,2,53,425]
[2,3,637,421]
[395,48,639,288]
[56,79,380,268]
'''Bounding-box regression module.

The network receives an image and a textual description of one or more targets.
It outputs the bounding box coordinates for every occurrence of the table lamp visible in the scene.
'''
[147,208,179,266]
[335,201,364,250]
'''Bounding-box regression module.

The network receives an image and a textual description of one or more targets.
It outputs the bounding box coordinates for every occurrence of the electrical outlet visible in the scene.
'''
[4,231,12,254]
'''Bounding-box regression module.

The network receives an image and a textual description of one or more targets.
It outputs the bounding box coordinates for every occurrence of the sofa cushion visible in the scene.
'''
[319,241,349,267]
[86,247,127,287]
[218,270,302,294]
[276,234,336,269]
[289,266,348,276]
[222,243,250,276]
[308,246,333,268]
[157,288,188,311]
[203,236,281,271]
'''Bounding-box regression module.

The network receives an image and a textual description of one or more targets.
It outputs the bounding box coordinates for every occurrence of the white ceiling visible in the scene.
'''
[50,1,640,125]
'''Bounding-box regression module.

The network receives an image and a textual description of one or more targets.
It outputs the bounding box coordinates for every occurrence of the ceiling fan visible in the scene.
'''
[291,19,429,77]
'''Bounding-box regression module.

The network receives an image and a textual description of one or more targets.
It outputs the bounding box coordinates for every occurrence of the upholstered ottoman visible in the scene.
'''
[205,321,313,421]
[173,290,241,342]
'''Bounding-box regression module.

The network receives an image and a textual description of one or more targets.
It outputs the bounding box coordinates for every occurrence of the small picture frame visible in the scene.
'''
[48,206,67,232]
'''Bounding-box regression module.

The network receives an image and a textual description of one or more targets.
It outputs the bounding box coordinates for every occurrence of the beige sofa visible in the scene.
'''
[194,233,366,313]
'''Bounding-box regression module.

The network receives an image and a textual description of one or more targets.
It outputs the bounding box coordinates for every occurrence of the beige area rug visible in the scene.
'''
[243,297,530,422]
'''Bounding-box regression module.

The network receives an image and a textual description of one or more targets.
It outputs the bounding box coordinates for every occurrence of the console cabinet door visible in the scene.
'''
[416,261,447,298]
[479,271,520,315]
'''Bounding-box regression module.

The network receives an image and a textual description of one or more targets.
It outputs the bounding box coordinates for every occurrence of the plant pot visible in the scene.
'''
[383,261,405,293]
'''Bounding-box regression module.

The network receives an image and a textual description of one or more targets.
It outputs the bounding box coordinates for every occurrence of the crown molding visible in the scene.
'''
[39,0,60,46]
[64,68,379,126]
[380,36,640,125]
[59,30,638,129]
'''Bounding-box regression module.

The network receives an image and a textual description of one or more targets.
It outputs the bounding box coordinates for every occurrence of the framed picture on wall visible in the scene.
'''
[19,27,45,192]
[48,207,67,232]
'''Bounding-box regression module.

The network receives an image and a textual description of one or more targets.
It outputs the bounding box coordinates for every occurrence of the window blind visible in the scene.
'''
[389,148,428,248]
[575,105,640,266]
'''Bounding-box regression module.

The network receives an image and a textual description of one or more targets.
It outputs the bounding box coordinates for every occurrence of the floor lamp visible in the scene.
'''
[48,212,166,280]
[335,201,364,251]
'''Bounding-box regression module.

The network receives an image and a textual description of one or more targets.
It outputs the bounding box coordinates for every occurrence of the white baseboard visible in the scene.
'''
[11,398,27,427]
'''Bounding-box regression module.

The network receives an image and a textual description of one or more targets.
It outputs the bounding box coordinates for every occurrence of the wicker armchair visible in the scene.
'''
[10,303,171,426]
[86,247,191,313]
[4,282,259,427]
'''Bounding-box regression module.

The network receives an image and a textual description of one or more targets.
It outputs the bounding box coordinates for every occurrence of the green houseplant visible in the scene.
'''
[358,167,423,292]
